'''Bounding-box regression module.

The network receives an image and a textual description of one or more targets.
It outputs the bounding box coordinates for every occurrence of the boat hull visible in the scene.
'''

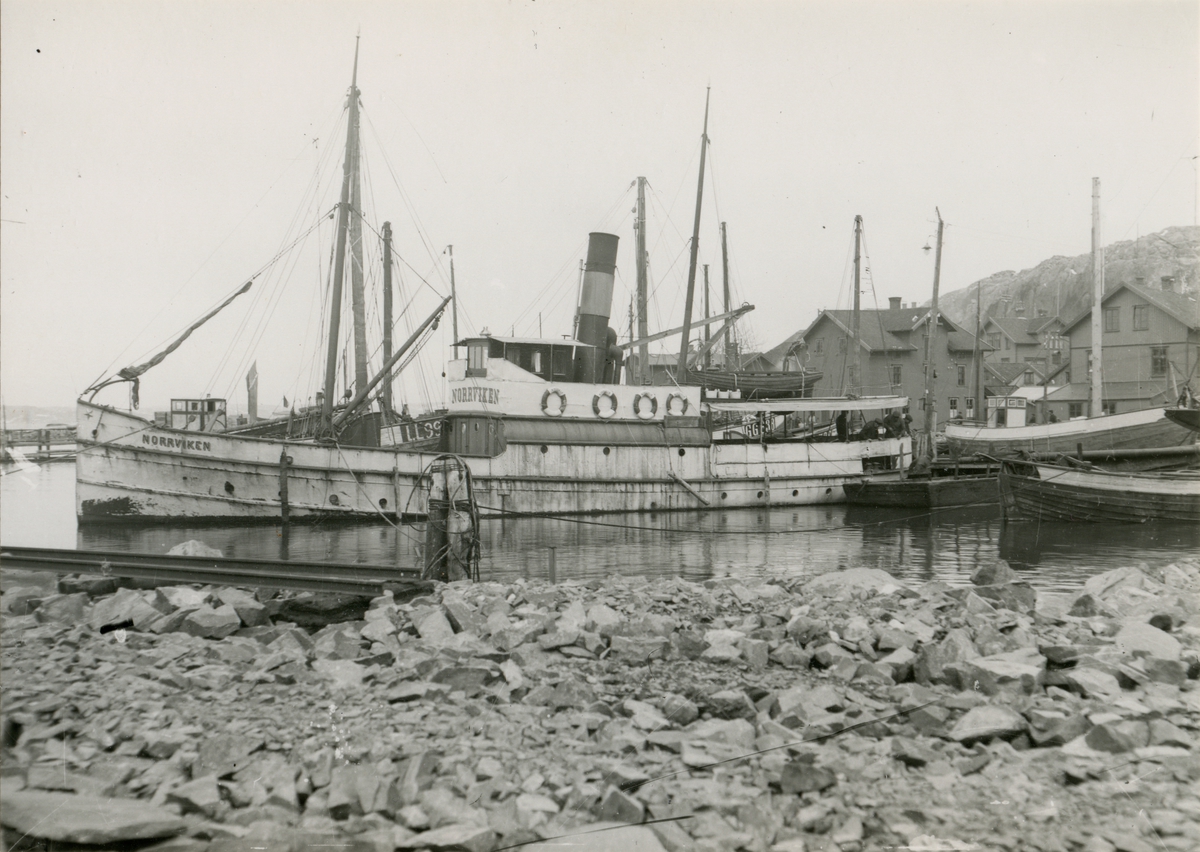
[998,459,1200,523]
[76,400,910,524]
[843,474,998,509]
[943,407,1196,458]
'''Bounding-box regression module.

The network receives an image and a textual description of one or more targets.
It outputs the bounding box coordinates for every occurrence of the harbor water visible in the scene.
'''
[3,461,1197,593]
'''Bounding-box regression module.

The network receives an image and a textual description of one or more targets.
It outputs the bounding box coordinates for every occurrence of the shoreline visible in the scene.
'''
[2,557,1198,851]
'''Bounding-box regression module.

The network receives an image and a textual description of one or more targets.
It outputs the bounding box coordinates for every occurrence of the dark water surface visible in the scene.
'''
[3,461,1197,593]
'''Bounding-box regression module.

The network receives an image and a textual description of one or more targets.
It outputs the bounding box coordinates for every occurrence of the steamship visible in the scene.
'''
[76,58,912,524]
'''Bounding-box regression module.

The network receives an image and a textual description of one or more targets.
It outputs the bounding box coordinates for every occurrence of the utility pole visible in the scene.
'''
[923,209,944,461]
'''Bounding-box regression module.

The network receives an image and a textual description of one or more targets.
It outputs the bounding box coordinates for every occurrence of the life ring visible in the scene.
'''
[665,393,690,417]
[541,388,567,417]
[633,392,658,420]
[593,390,617,419]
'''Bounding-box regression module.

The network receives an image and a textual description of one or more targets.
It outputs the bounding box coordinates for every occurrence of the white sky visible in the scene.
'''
[2,0,1197,412]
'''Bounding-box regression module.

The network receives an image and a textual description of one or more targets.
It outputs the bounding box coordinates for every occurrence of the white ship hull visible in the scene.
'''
[943,406,1196,457]
[76,399,910,524]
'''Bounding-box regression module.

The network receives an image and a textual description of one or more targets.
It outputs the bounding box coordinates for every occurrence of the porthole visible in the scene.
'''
[824,488,832,495]
[379,498,388,509]
[329,494,340,506]
[603,447,611,456]
[721,492,728,500]
[792,489,799,497]
[757,490,764,498]
[650,501,657,510]
[224,481,235,494]
[678,448,686,457]
[540,445,549,454]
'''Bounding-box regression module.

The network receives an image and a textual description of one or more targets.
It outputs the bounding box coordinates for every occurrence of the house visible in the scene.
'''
[790,296,990,425]
[982,313,1068,377]
[1056,279,1199,415]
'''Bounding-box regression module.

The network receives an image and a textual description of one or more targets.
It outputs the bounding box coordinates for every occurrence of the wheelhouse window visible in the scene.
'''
[1151,346,1168,377]
[1133,305,1149,331]
[1103,307,1119,333]
[1068,402,1083,418]
[467,344,488,377]
[531,351,544,376]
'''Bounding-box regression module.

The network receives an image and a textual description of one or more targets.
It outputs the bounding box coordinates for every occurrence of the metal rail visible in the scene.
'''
[0,546,420,596]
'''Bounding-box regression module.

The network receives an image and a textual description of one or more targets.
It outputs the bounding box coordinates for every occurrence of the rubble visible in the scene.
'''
[1,558,1198,851]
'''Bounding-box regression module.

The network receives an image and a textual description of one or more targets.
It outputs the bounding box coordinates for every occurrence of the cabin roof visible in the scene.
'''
[457,335,589,348]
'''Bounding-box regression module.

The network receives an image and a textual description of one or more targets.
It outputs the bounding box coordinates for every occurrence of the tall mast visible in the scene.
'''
[347,51,369,401]
[923,208,944,461]
[721,222,733,369]
[703,264,711,370]
[850,215,863,395]
[447,245,459,349]
[677,87,710,382]
[1090,177,1104,417]
[635,177,649,384]
[381,221,393,413]
[973,279,983,422]
[321,40,362,432]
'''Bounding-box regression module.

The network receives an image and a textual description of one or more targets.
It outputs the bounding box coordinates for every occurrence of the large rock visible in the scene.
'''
[167,539,224,557]
[807,568,906,595]
[971,560,1019,586]
[913,628,978,685]
[1115,621,1182,661]
[156,586,213,611]
[948,704,1027,744]
[168,773,224,817]
[181,603,243,639]
[970,581,1037,614]
[0,789,186,844]
[34,592,89,624]
[397,824,499,852]
[89,587,166,631]
[195,733,264,778]
[216,587,269,627]
[780,761,837,794]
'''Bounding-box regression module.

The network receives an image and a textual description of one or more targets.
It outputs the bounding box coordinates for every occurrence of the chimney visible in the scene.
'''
[1161,276,1176,292]
[574,232,620,382]
[889,297,901,310]
[1135,277,1146,287]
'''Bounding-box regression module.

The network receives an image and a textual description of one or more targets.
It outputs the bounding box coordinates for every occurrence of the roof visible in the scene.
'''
[762,330,806,367]
[986,361,1045,384]
[458,335,589,347]
[1042,381,1176,403]
[1062,282,1200,333]
[793,308,989,356]
[987,315,1063,342]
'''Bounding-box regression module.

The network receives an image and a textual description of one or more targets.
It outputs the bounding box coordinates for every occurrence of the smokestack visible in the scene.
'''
[889,297,901,310]
[575,232,620,382]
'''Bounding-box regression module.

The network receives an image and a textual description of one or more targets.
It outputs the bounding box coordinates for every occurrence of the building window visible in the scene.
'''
[957,364,966,386]
[838,337,847,353]
[1103,307,1119,333]
[1133,305,1149,331]
[890,365,902,386]
[987,333,1001,350]
[1052,351,1061,365]
[1003,337,1011,350]
[814,338,824,354]
[966,397,975,413]
[948,397,959,417]
[1068,402,1083,418]
[1151,346,1168,377]
[1102,401,1117,415]
[918,399,926,411]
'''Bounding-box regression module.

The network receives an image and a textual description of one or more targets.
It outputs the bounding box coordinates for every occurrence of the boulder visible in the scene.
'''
[970,581,1037,614]
[0,789,186,844]
[167,540,223,557]
[396,824,499,852]
[33,592,89,624]
[216,587,269,627]
[948,704,1027,744]
[1114,621,1182,661]
[156,586,213,611]
[780,761,836,794]
[90,588,166,631]
[807,568,905,596]
[598,786,646,823]
[181,604,243,639]
[195,733,264,778]
[971,560,1019,586]
[167,773,224,817]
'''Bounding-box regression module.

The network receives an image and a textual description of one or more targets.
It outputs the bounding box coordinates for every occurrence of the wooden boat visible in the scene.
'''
[999,458,1200,523]
[75,73,913,524]
[1165,406,1200,433]
[945,179,1198,462]
[690,368,821,399]
[841,209,1000,510]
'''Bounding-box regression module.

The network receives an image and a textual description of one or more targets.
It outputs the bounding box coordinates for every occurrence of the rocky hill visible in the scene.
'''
[937,225,1199,328]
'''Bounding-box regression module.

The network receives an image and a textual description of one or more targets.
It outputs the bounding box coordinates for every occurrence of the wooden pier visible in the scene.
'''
[0,426,76,462]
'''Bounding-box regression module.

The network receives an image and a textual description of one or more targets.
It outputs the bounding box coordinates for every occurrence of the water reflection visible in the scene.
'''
[2,462,1196,594]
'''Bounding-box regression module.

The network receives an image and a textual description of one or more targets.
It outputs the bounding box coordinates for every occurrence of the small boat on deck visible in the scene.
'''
[998,458,1200,523]
[844,468,999,510]
[1165,405,1200,434]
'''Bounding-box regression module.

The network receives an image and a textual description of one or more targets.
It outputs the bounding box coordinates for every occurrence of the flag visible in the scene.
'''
[246,362,259,423]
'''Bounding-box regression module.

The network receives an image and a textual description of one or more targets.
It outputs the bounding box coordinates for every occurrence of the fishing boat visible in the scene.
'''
[998,458,1200,523]
[75,65,912,524]
[843,209,1000,510]
[944,178,1198,461]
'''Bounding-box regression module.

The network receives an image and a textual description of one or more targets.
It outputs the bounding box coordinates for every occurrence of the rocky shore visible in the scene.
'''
[1,556,1198,852]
